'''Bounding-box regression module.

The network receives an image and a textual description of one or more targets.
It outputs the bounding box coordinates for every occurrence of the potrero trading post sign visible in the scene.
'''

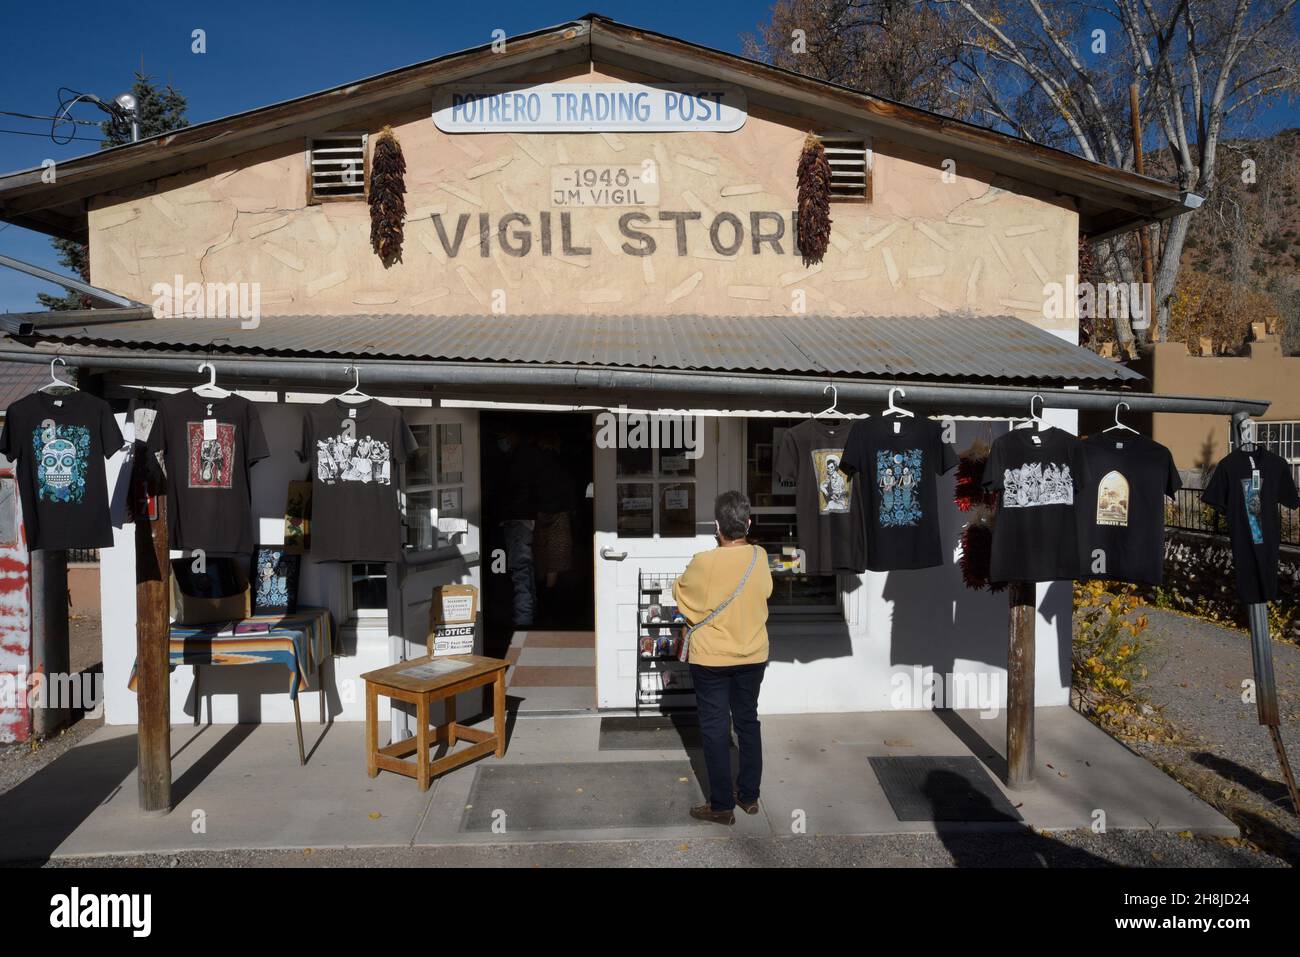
[433,83,747,133]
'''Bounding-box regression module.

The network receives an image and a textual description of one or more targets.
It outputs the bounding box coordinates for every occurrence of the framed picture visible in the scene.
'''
[250,546,302,615]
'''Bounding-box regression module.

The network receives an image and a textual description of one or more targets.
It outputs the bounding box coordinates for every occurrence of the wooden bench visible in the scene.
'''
[362,654,509,791]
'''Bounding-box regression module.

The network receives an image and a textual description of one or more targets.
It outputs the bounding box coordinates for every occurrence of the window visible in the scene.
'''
[1232,420,1300,486]
[404,423,465,550]
[616,441,697,538]
[744,418,839,610]
[349,563,388,618]
[819,133,872,202]
[308,134,367,200]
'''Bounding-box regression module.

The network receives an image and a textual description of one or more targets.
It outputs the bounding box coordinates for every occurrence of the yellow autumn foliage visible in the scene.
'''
[1073,581,1159,738]
[1168,269,1281,355]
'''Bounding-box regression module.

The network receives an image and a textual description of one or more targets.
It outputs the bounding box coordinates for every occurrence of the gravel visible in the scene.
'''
[23,828,1283,868]
[0,615,103,795]
[1116,605,1300,863]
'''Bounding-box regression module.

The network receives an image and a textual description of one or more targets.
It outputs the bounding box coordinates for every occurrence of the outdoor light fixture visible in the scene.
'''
[113,92,140,142]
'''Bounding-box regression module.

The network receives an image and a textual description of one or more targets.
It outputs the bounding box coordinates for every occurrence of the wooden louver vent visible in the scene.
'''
[310,134,367,198]
[819,134,871,201]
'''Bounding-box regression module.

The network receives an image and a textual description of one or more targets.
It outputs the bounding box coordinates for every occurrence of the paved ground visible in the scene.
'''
[0,705,1244,865]
[4,611,1296,867]
[1119,605,1300,863]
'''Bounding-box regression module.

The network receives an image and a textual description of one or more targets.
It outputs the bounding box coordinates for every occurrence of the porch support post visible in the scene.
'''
[30,550,70,737]
[134,479,171,814]
[1006,581,1036,790]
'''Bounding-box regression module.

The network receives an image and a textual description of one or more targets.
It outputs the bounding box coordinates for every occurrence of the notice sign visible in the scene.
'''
[428,583,478,657]
[433,83,747,133]
[552,165,659,207]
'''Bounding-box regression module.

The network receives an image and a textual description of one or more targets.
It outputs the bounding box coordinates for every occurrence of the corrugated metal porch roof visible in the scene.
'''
[17,312,1142,384]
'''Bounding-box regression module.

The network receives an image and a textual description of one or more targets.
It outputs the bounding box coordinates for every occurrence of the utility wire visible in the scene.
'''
[0,109,99,125]
[0,127,102,142]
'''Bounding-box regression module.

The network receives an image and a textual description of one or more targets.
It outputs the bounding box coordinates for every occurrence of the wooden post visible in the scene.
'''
[30,550,70,737]
[134,478,172,814]
[1006,581,1036,789]
[1129,84,1158,342]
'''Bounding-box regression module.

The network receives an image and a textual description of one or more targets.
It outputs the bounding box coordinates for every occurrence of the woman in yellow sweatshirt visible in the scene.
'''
[673,490,773,825]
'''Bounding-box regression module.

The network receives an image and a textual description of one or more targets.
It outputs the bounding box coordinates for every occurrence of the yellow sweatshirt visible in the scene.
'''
[672,544,773,667]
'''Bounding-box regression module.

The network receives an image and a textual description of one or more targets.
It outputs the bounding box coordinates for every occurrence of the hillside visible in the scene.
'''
[1167,128,1300,355]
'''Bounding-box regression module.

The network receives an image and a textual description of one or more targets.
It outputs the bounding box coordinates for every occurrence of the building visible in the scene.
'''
[0,15,1237,735]
[1137,336,1300,485]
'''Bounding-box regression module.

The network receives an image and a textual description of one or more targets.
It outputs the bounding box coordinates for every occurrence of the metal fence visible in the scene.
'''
[1166,486,1300,546]
[66,548,100,564]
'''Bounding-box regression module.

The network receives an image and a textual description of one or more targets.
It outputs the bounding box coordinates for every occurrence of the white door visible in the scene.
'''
[593,414,719,709]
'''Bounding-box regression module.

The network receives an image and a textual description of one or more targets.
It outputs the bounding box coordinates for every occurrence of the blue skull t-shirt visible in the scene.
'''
[840,416,958,571]
[0,390,125,550]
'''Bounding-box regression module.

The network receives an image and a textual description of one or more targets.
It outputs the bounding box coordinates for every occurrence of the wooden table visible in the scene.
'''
[362,654,509,791]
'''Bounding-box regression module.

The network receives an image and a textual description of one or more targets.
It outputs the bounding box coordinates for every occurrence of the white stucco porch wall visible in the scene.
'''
[748,411,1076,716]
[103,406,1076,723]
[101,404,397,727]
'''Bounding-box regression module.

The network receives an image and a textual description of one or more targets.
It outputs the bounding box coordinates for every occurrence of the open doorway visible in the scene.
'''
[480,411,595,711]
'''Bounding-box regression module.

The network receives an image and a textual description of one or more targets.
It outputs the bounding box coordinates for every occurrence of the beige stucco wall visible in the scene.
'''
[1148,339,1300,472]
[86,65,1079,331]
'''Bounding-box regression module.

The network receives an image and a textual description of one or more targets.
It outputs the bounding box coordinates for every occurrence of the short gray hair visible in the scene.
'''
[714,490,751,540]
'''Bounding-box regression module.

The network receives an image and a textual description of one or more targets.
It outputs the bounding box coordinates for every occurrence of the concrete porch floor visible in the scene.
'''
[0,706,1235,862]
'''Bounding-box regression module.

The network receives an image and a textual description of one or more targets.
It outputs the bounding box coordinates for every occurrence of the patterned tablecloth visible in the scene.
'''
[127,608,334,700]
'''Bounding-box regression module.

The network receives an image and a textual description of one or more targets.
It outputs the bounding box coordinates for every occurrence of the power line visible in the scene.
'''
[0,110,99,125]
[0,127,102,142]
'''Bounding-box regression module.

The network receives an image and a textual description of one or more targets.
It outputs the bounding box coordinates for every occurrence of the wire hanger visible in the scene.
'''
[882,386,914,418]
[814,383,842,421]
[1237,415,1256,453]
[1014,393,1047,431]
[1103,400,1138,434]
[38,356,77,393]
[192,360,231,398]
[336,363,371,404]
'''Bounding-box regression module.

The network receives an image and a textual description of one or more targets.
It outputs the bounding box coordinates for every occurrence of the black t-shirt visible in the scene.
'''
[146,391,269,556]
[0,390,124,550]
[839,416,957,571]
[1076,433,1181,585]
[773,418,865,575]
[298,398,417,563]
[1202,448,1300,603]
[982,426,1086,583]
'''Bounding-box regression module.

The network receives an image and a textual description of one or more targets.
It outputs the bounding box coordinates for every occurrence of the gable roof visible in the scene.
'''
[0,13,1191,243]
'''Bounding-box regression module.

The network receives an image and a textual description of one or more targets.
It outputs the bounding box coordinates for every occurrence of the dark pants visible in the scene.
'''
[689,661,767,812]
[500,520,535,627]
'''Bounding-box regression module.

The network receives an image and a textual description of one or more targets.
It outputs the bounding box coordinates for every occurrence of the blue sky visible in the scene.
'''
[0,1,1295,311]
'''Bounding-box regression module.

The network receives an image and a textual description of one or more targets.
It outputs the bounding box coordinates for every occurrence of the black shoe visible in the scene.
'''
[734,792,759,815]
[689,803,735,825]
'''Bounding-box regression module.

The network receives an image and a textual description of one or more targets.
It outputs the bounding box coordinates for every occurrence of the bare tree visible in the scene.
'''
[933,0,1300,344]
[744,0,974,116]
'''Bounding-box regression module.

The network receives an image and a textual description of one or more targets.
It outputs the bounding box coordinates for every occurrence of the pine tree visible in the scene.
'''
[37,73,188,310]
